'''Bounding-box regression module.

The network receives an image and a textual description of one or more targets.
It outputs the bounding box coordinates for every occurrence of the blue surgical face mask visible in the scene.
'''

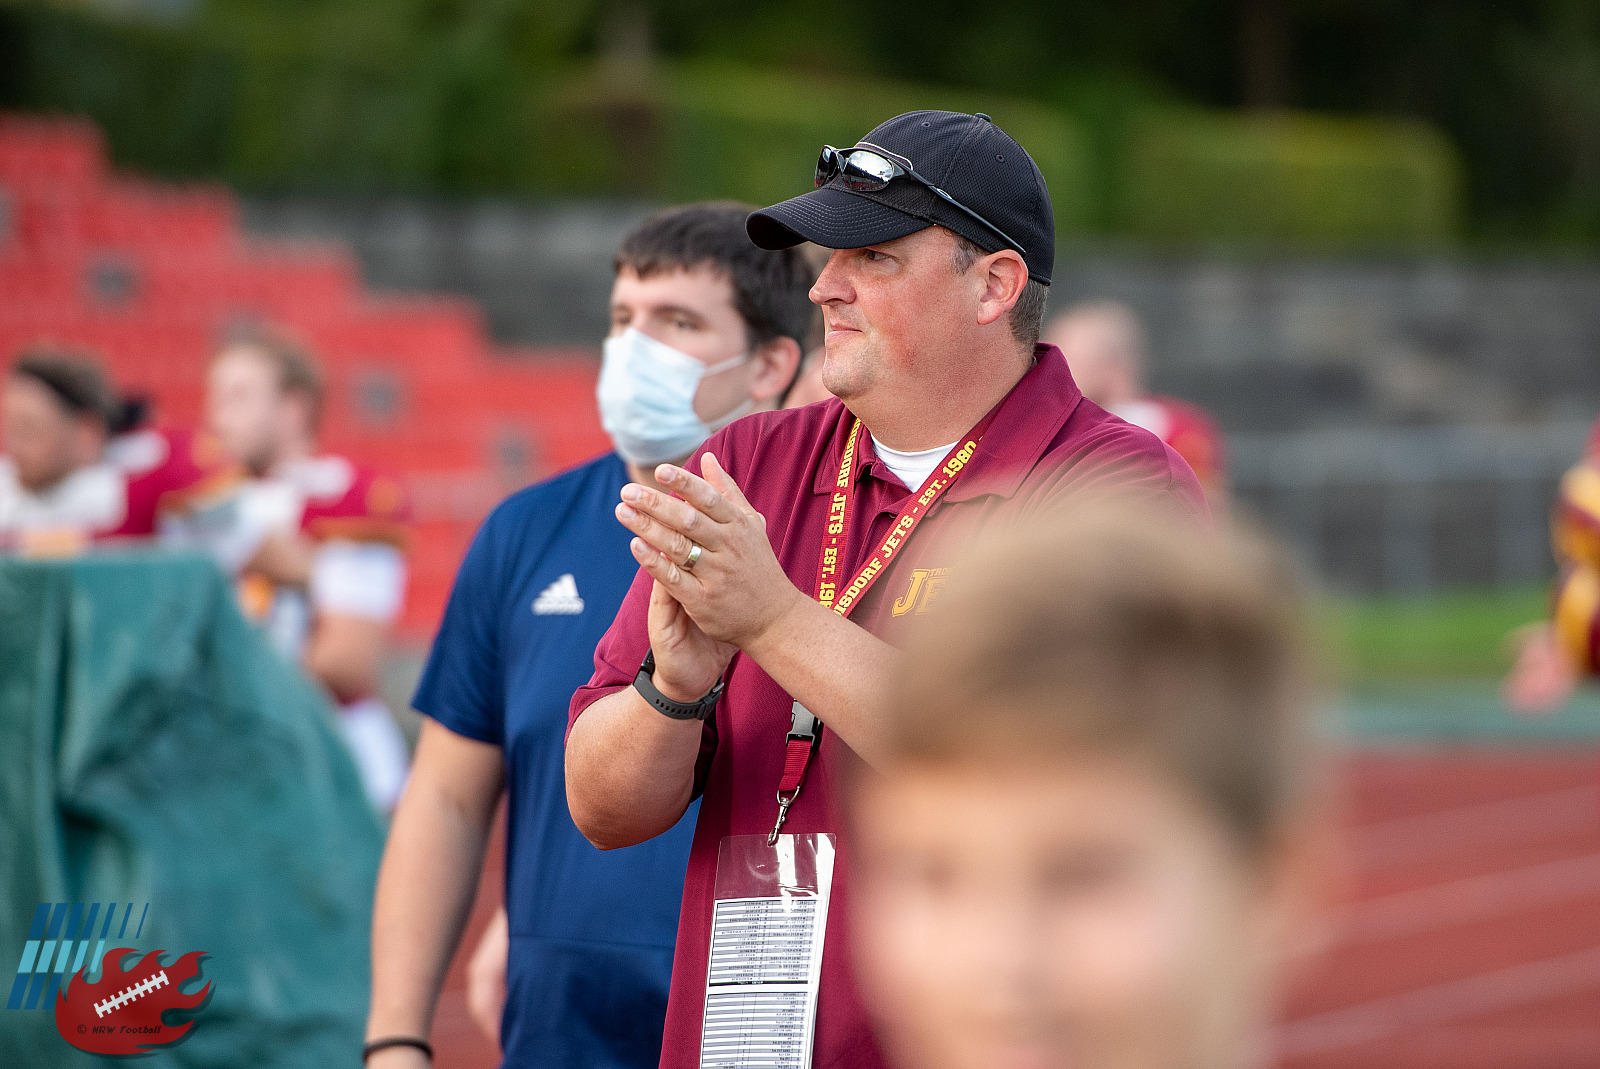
[597,327,752,465]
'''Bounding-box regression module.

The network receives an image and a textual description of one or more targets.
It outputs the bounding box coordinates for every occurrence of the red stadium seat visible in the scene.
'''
[0,110,610,636]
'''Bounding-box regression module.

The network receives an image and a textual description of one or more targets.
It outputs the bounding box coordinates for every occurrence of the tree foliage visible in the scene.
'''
[3,0,1595,244]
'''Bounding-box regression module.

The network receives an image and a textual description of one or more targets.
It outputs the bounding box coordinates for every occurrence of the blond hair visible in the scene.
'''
[217,324,324,428]
[888,498,1318,853]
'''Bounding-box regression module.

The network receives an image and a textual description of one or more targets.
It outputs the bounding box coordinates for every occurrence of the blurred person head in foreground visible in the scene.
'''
[601,200,816,484]
[1046,301,1228,505]
[850,499,1326,1069]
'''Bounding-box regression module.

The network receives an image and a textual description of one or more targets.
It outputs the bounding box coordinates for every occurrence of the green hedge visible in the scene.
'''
[534,59,1094,235]
[0,4,239,181]
[1119,108,1462,246]
[0,4,1462,247]
[0,2,538,192]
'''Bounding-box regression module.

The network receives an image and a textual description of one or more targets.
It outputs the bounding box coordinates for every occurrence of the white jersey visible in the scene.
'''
[0,457,127,546]
[163,453,412,810]
[166,456,407,659]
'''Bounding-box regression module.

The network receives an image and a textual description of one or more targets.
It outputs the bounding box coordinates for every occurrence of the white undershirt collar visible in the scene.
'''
[869,434,960,491]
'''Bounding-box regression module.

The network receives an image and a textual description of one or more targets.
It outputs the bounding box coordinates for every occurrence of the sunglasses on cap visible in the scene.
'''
[814,141,1028,258]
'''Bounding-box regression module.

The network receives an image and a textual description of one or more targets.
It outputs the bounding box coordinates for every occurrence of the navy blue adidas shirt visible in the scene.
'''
[414,451,697,1069]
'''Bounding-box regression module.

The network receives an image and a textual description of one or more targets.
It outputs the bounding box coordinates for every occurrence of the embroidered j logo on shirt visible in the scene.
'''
[533,574,585,615]
[891,567,951,617]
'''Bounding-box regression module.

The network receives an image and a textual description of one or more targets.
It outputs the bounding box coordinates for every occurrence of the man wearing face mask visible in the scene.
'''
[365,202,816,1069]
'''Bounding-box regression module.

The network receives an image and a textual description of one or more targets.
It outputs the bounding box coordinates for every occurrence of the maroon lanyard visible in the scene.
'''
[769,413,990,843]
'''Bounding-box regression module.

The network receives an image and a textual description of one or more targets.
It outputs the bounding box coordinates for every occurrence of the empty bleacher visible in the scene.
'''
[0,112,612,637]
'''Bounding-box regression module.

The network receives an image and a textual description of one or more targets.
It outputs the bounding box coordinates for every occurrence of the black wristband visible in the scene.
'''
[363,1036,433,1063]
[634,649,724,721]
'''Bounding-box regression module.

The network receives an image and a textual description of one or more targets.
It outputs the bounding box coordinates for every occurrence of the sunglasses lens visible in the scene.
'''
[814,146,899,191]
[838,150,897,191]
[814,147,839,189]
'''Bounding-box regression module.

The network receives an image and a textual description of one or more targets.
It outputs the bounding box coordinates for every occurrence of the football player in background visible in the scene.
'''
[1504,418,1600,714]
[1045,300,1229,506]
[190,328,412,812]
[1,348,215,552]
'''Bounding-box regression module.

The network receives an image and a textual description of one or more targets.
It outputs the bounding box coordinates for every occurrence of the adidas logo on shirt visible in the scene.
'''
[533,573,585,615]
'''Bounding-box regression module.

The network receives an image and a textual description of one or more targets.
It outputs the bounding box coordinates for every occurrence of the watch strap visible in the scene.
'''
[633,649,724,721]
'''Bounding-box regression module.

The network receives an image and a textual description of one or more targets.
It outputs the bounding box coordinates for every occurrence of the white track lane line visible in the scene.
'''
[1350,784,1598,871]
[1323,850,1600,948]
[1278,944,1600,1058]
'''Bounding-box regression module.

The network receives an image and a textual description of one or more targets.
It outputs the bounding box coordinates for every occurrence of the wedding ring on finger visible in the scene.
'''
[683,542,703,571]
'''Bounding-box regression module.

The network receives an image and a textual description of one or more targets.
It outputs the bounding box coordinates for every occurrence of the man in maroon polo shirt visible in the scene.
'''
[567,111,1206,1068]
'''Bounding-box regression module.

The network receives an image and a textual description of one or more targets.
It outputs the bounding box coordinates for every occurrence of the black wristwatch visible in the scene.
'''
[634,649,724,721]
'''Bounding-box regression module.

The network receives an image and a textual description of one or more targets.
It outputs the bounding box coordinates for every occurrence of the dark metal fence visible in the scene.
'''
[1231,422,1591,593]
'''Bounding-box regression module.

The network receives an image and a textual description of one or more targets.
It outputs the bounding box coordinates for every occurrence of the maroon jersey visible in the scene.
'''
[294,457,410,547]
[570,348,1206,1069]
[105,427,229,539]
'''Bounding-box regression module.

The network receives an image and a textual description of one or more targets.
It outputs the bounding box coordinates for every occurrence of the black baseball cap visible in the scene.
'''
[747,110,1055,285]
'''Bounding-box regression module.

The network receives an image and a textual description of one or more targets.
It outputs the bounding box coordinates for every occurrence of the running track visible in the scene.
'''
[433,749,1600,1068]
[1279,749,1600,1068]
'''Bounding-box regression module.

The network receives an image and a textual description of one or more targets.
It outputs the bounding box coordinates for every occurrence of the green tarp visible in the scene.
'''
[0,551,384,1067]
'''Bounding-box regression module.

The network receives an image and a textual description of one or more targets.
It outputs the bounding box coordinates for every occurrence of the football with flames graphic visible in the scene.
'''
[55,947,212,1055]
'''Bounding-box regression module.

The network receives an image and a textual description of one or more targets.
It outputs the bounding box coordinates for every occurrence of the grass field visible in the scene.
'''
[1322,586,1551,683]
[1314,586,1600,742]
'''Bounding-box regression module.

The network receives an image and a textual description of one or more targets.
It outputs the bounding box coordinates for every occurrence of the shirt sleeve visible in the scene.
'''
[311,540,407,621]
[301,464,410,547]
[413,511,506,746]
[569,562,654,725]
